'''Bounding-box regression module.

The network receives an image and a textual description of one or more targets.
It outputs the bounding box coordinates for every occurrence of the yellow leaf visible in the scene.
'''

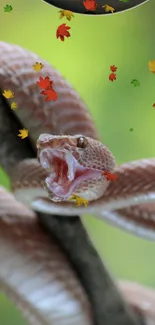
[102,4,115,13]
[32,62,44,72]
[69,194,88,207]
[148,60,155,73]
[11,101,18,110]
[2,89,15,99]
[59,9,74,21]
[18,128,28,139]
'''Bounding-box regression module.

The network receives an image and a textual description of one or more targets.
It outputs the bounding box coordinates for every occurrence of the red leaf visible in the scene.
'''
[83,0,98,11]
[41,88,57,101]
[109,73,116,82]
[56,23,71,41]
[110,65,117,72]
[103,171,117,182]
[37,76,53,90]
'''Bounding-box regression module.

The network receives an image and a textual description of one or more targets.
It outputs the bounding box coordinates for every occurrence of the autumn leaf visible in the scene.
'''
[56,23,71,42]
[11,101,18,110]
[102,4,115,13]
[131,79,140,87]
[59,9,74,21]
[110,65,117,72]
[69,194,88,207]
[18,128,28,139]
[103,171,117,182]
[109,73,116,82]
[41,88,57,101]
[83,0,98,11]
[2,89,15,99]
[4,4,13,12]
[36,76,53,90]
[33,62,44,72]
[152,103,155,108]
[148,60,155,74]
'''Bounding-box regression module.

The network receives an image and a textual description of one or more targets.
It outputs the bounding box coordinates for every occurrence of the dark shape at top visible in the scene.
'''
[42,0,149,15]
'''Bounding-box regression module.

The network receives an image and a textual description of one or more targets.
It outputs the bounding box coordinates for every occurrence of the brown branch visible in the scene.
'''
[0,94,146,325]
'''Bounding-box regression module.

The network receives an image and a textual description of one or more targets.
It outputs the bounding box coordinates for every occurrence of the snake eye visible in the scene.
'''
[77,136,88,148]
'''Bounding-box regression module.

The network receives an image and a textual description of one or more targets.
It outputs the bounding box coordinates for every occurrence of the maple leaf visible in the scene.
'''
[33,62,44,72]
[83,0,98,11]
[41,88,57,101]
[59,9,74,21]
[11,101,18,110]
[110,65,117,72]
[102,4,115,13]
[152,103,155,108]
[148,60,155,74]
[103,171,117,182]
[2,89,15,99]
[69,194,88,207]
[36,76,53,90]
[4,4,13,12]
[109,73,116,82]
[18,128,28,139]
[131,79,140,87]
[56,24,71,42]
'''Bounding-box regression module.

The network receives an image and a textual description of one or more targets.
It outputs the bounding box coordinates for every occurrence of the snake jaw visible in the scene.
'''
[38,148,102,201]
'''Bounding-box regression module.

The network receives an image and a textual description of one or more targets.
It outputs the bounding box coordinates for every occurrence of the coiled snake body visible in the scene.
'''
[0,42,155,325]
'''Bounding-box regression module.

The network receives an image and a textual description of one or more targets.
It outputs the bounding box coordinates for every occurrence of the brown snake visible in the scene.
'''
[0,41,155,325]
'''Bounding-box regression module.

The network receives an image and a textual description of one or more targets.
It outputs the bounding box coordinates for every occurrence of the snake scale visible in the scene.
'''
[0,41,155,325]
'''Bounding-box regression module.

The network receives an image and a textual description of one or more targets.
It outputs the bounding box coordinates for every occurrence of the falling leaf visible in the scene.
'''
[129,128,134,132]
[152,103,155,108]
[59,9,74,21]
[102,4,115,13]
[103,171,117,182]
[83,0,98,11]
[2,89,15,99]
[109,73,116,82]
[69,194,88,207]
[33,62,44,72]
[110,65,117,72]
[131,79,140,87]
[36,76,53,90]
[41,88,57,101]
[148,60,155,74]
[11,101,18,110]
[18,128,28,139]
[4,4,13,12]
[56,23,71,42]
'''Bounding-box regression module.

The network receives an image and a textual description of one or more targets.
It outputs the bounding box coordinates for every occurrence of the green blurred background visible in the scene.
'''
[0,0,155,323]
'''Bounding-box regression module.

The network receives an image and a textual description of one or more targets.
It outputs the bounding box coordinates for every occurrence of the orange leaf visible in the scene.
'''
[103,171,117,182]
[110,65,117,72]
[36,76,53,90]
[109,73,116,82]
[41,88,57,101]
[83,0,98,10]
[56,23,71,41]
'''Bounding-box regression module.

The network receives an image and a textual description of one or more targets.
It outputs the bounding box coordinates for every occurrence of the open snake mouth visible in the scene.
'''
[39,148,102,200]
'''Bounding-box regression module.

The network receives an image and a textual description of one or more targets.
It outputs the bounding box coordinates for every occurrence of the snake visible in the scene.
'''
[0,41,155,325]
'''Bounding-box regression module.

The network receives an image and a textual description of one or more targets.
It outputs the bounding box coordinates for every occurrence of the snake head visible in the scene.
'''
[37,133,115,202]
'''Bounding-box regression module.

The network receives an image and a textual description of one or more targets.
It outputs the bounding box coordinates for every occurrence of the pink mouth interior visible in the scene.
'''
[39,148,102,200]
